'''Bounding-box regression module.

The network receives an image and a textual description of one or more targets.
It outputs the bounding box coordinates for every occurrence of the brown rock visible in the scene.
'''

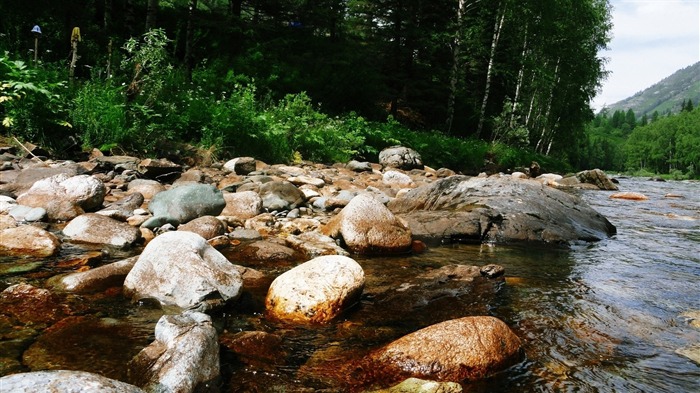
[0,225,60,257]
[610,192,648,201]
[178,215,226,240]
[0,283,73,326]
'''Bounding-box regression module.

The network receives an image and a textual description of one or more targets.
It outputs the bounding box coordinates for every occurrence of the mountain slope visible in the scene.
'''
[602,62,700,116]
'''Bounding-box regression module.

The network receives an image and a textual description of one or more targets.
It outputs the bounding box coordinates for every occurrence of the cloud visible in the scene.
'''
[592,0,700,110]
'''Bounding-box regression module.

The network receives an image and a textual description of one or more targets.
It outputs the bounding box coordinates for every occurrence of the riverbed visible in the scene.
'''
[1,177,698,392]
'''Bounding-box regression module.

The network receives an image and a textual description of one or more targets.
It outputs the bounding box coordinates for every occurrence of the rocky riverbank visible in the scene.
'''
[0,145,617,392]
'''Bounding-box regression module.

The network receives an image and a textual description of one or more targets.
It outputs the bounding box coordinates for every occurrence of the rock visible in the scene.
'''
[676,344,700,365]
[367,316,522,382]
[383,170,415,188]
[93,155,140,171]
[219,330,285,365]
[266,255,365,324]
[288,175,326,188]
[178,215,227,240]
[529,161,542,178]
[0,195,17,212]
[379,146,423,170]
[0,225,60,257]
[128,312,219,392]
[480,264,505,278]
[144,183,226,227]
[63,213,142,248]
[22,316,151,381]
[286,231,350,258]
[137,158,182,180]
[0,370,145,393]
[322,193,412,254]
[1,283,72,326]
[9,165,80,195]
[258,181,305,211]
[610,192,648,201]
[366,378,462,393]
[127,179,166,200]
[233,240,300,262]
[124,231,242,310]
[325,189,359,209]
[221,190,263,219]
[0,214,17,230]
[8,205,47,222]
[97,192,145,221]
[52,256,138,293]
[347,160,373,172]
[387,176,616,245]
[229,227,263,241]
[576,169,619,190]
[223,156,257,175]
[16,174,106,221]
[435,168,456,178]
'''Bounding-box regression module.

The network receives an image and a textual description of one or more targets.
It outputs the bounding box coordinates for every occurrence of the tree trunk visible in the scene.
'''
[185,0,198,81]
[145,0,159,31]
[510,24,528,128]
[445,0,467,133]
[535,57,560,153]
[124,0,136,36]
[104,0,113,32]
[476,2,506,138]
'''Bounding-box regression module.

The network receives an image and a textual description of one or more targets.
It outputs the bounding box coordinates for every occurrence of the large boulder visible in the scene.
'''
[258,180,305,211]
[128,311,219,393]
[0,370,145,393]
[63,213,142,248]
[379,146,423,170]
[367,316,522,382]
[387,176,616,245]
[0,225,60,257]
[322,193,412,254]
[16,174,106,221]
[575,169,619,190]
[123,231,242,310]
[265,255,365,324]
[143,183,226,228]
[223,156,257,175]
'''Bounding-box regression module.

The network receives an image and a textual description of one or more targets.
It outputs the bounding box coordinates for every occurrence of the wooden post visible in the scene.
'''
[69,27,81,80]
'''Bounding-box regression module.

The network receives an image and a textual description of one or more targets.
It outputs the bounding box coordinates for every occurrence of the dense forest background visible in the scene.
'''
[0,0,696,178]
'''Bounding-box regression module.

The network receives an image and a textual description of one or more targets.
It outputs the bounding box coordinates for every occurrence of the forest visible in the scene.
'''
[3,0,677,176]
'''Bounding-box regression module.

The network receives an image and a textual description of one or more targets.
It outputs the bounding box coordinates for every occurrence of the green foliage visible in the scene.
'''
[0,52,71,149]
[70,81,126,149]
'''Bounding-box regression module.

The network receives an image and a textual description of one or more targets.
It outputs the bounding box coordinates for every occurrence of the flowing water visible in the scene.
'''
[1,178,699,392]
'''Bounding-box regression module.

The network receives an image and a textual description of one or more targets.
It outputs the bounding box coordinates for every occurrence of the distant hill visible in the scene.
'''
[601,62,700,117]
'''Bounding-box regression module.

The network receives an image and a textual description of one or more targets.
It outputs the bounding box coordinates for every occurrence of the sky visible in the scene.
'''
[591,0,700,110]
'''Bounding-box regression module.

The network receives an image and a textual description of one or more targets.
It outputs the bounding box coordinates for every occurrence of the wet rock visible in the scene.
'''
[220,330,285,365]
[127,179,166,200]
[221,190,263,219]
[0,225,60,257]
[480,264,505,278]
[0,370,145,393]
[286,231,350,258]
[379,146,423,170]
[365,378,462,393]
[178,215,227,240]
[52,256,138,293]
[0,283,72,326]
[233,240,301,263]
[258,180,305,211]
[128,311,219,393]
[388,176,616,245]
[143,183,226,228]
[124,231,242,310]
[23,316,151,381]
[610,192,649,201]
[223,156,257,175]
[63,213,142,248]
[575,169,619,190]
[97,192,145,221]
[322,193,412,254]
[266,255,365,324]
[367,316,522,382]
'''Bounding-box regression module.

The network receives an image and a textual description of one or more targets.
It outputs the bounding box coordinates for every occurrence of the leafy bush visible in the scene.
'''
[71,81,126,150]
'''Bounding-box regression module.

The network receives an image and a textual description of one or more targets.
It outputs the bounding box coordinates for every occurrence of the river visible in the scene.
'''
[1,177,699,392]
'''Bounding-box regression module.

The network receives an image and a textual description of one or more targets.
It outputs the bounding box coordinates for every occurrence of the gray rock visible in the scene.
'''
[229,227,263,241]
[123,231,242,310]
[576,169,619,190]
[265,255,365,324]
[379,146,423,170]
[388,176,616,245]
[147,183,226,226]
[258,181,305,211]
[223,156,257,175]
[8,204,46,222]
[347,160,373,172]
[0,370,145,393]
[128,311,219,393]
[63,213,142,248]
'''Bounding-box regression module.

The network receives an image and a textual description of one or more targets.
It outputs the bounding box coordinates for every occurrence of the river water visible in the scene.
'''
[1,178,699,392]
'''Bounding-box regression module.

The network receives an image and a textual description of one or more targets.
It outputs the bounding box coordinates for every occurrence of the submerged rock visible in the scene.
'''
[388,176,616,245]
[610,192,648,201]
[123,231,242,310]
[52,256,138,293]
[266,255,365,324]
[366,378,462,393]
[367,316,522,382]
[128,311,219,393]
[0,370,145,393]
